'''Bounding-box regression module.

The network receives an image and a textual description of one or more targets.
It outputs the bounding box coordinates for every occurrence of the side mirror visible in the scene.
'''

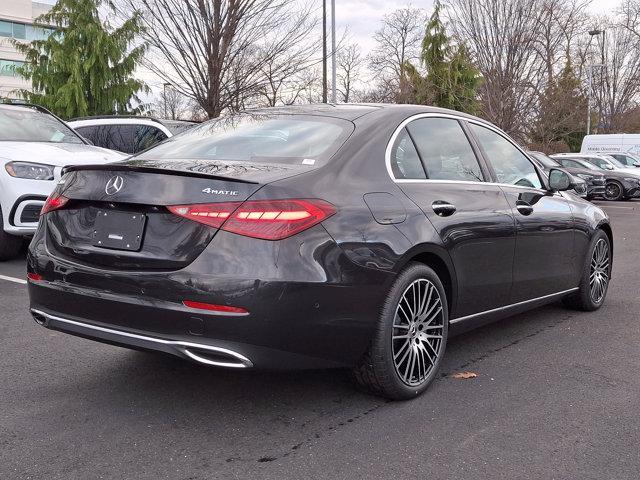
[605,164,614,170]
[548,168,572,192]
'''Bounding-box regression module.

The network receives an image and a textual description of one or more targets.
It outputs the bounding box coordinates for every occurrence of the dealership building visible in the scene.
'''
[0,0,53,98]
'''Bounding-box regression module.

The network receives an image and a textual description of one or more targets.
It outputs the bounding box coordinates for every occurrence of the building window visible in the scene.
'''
[0,20,53,41]
[0,59,26,77]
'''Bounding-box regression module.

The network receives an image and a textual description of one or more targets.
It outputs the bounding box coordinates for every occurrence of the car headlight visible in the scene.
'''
[4,162,55,180]
[576,173,593,181]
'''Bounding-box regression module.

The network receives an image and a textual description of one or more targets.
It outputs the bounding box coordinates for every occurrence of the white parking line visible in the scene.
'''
[0,274,27,285]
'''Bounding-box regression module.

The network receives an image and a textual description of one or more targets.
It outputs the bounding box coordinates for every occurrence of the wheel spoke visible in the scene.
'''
[392,278,446,386]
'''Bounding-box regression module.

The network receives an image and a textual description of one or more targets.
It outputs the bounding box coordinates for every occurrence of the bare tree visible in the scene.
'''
[593,23,640,132]
[117,0,318,119]
[445,0,550,139]
[336,43,363,103]
[620,0,640,37]
[153,86,189,120]
[368,6,426,102]
[532,0,592,85]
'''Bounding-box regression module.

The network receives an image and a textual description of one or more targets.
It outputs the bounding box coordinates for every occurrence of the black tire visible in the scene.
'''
[604,181,624,201]
[0,208,23,261]
[563,229,611,311]
[352,263,449,400]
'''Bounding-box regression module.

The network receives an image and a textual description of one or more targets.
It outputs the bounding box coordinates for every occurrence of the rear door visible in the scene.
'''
[468,122,576,303]
[390,115,516,318]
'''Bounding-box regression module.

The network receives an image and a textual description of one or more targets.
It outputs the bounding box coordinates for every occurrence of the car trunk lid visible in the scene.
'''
[46,159,312,270]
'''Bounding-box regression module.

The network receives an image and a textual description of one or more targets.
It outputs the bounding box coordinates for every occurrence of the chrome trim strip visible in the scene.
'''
[450,287,579,325]
[31,309,253,368]
[384,112,547,193]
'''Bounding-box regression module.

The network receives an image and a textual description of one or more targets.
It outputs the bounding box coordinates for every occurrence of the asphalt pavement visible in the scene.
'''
[1,200,639,480]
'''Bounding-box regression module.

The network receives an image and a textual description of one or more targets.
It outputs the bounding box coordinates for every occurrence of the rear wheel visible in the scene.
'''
[604,181,623,201]
[563,229,611,311]
[0,207,22,261]
[353,263,448,400]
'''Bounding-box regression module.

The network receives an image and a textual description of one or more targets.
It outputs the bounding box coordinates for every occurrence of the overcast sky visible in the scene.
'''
[38,0,625,93]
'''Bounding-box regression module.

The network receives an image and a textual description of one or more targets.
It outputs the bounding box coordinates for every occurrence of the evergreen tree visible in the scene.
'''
[531,62,587,152]
[406,1,481,114]
[14,0,147,118]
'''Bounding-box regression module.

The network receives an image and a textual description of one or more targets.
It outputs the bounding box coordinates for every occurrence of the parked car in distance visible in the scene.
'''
[581,133,640,156]
[607,152,640,168]
[551,154,640,201]
[68,116,199,155]
[0,103,125,260]
[528,151,601,199]
[29,104,613,400]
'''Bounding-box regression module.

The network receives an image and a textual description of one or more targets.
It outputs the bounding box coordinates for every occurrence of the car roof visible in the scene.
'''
[234,103,496,125]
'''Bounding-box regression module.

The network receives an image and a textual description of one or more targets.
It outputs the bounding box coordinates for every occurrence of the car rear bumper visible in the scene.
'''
[31,308,254,368]
[27,227,393,369]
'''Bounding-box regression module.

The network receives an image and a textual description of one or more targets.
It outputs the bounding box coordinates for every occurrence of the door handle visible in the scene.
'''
[432,201,456,217]
[516,200,534,216]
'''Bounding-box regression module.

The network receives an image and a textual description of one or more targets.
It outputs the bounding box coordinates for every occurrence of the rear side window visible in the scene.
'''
[406,118,484,182]
[471,124,542,189]
[75,124,136,154]
[135,125,168,152]
[558,159,583,169]
[390,129,426,179]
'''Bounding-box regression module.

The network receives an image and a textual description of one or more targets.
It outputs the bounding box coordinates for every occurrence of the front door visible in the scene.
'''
[468,123,575,303]
[389,116,516,318]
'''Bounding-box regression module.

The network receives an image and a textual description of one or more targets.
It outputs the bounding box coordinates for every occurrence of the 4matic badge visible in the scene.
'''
[202,188,239,196]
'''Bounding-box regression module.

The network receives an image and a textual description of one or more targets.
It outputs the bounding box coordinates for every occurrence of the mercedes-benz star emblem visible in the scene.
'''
[105,175,124,195]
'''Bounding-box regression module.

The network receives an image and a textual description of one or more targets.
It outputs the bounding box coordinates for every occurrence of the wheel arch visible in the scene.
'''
[395,244,458,316]
[597,221,614,257]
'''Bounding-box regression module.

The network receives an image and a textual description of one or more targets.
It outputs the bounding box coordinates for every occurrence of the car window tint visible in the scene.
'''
[406,118,483,182]
[77,125,136,154]
[559,159,583,169]
[390,128,426,179]
[587,157,609,169]
[136,114,353,166]
[471,124,542,189]
[135,125,168,152]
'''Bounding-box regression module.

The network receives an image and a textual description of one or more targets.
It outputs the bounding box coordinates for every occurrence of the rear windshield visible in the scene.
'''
[136,113,354,166]
[162,120,198,135]
[0,107,83,143]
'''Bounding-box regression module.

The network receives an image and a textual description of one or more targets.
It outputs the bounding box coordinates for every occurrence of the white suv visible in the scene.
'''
[68,116,198,155]
[0,103,125,260]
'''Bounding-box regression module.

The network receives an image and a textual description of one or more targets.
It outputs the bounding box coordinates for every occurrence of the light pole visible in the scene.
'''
[163,82,171,119]
[322,0,327,103]
[586,29,605,135]
[331,0,336,103]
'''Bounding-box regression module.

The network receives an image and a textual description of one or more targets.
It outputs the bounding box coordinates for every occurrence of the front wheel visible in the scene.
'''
[604,181,624,201]
[352,263,449,400]
[563,229,611,311]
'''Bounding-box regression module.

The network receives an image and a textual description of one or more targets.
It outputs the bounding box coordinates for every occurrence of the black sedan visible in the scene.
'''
[28,105,613,400]
[551,155,640,201]
[528,151,605,200]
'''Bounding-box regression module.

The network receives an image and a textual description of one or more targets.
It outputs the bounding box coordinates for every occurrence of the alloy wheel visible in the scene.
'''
[392,279,444,386]
[590,238,610,303]
[605,183,621,200]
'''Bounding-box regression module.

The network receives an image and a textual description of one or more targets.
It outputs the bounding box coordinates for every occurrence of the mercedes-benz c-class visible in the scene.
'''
[28,104,613,399]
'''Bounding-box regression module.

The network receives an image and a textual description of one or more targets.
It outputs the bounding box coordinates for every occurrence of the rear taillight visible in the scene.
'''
[41,194,69,216]
[168,199,336,240]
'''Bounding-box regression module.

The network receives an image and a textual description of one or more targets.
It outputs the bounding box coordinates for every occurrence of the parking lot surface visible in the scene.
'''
[1,200,639,480]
